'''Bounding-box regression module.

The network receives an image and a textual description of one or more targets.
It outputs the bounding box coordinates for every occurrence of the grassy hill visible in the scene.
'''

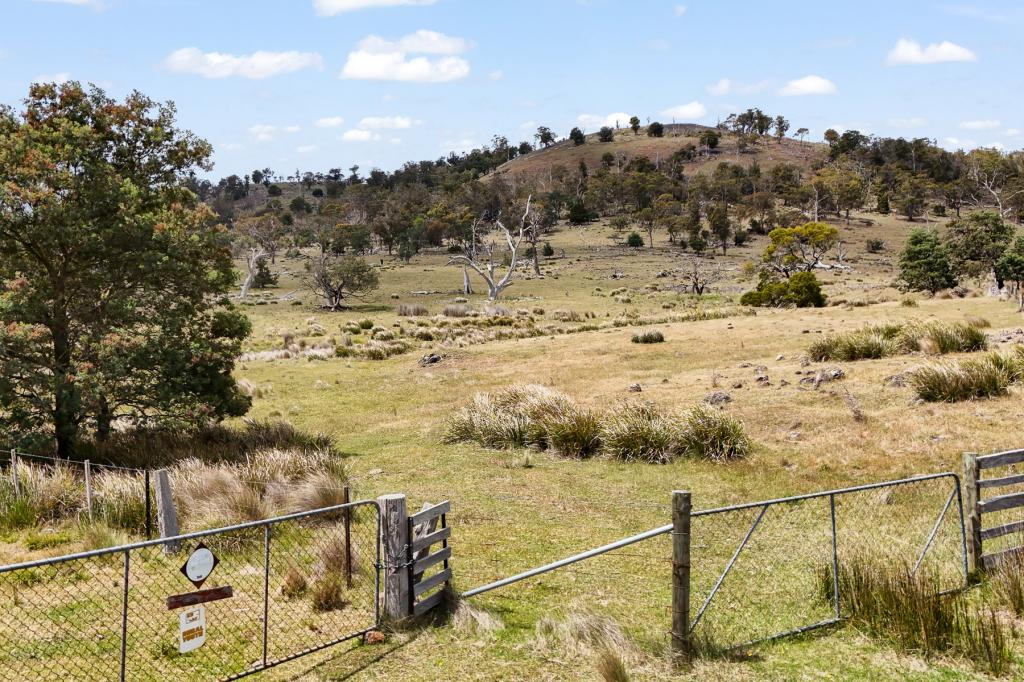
[494,123,828,179]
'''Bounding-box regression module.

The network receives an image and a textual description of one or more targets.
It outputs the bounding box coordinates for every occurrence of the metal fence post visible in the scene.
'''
[829,494,840,619]
[671,490,692,662]
[963,452,982,578]
[379,494,411,620]
[120,549,130,682]
[343,485,353,588]
[262,524,271,667]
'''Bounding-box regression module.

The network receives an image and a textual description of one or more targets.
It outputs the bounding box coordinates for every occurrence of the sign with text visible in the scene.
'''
[178,605,206,654]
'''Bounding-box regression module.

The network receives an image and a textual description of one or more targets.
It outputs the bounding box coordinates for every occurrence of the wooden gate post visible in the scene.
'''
[84,460,94,521]
[154,469,180,554]
[963,452,982,578]
[379,494,411,620]
[671,490,692,662]
[10,449,19,498]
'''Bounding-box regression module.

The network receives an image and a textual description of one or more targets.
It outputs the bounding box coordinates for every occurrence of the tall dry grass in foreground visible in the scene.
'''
[822,558,1013,675]
[444,384,751,463]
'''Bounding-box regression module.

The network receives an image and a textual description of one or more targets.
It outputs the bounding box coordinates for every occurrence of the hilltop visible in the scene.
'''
[493,123,828,180]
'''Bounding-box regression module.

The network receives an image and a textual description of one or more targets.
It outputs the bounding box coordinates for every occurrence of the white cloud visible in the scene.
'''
[706,78,771,96]
[988,142,1006,150]
[442,137,479,153]
[358,115,416,129]
[1006,128,1022,137]
[163,48,323,79]
[960,119,1000,130]
[341,30,471,82]
[488,69,504,80]
[779,75,837,96]
[943,136,978,149]
[660,101,708,120]
[32,0,104,8]
[886,38,977,65]
[32,72,71,84]
[248,125,278,142]
[296,144,318,153]
[315,116,345,128]
[219,142,245,152]
[673,5,687,16]
[577,112,633,129]
[313,0,436,16]
[888,116,928,128]
[342,129,381,142]
[283,125,301,133]
[519,121,536,130]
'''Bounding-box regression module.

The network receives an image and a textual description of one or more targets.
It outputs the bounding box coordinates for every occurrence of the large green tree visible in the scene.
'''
[943,210,1015,281]
[898,228,957,294]
[0,82,250,456]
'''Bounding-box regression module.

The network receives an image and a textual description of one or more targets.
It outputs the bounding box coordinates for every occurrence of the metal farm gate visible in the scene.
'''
[0,500,381,681]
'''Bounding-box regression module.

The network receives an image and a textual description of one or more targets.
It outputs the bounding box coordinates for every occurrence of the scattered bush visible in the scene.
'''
[445,385,752,464]
[866,238,885,253]
[357,318,374,329]
[631,330,664,344]
[740,272,826,308]
[443,304,471,317]
[807,320,989,362]
[398,303,429,317]
[909,352,1020,402]
[626,232,644,249]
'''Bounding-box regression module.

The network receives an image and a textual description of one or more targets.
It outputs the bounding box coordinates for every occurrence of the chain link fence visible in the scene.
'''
[463,473,967,653]
[0,501,379,680]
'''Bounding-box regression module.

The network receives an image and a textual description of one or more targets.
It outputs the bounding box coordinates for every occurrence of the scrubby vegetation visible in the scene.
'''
[444,385,750,463]
[807,319,989,362]
[824,558,1012,674]
[631,329,665,344]
[740,272,826,308]
[909,348,1024,402]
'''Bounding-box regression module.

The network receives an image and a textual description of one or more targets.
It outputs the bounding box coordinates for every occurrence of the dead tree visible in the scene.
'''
[238,245,267,300]
[449,196,531,300]
[680,256,725,296]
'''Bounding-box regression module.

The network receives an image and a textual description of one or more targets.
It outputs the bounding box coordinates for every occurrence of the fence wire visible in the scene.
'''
[0,501,379,681]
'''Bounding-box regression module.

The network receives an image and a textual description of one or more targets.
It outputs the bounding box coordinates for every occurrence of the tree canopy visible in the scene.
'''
[0,82,250,456]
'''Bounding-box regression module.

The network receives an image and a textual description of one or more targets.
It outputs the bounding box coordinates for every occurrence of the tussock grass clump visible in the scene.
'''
[397,303,429,317]
[678,404,752,461]
[310,573,348,612]
[443,304,471,317]
[600,402,681,463]
[807,319,988,362]
[909,351,1022,402]
[826,558,1012,675]
[534,607,638,663]
[445,386,752,464]
[553,309,582,322]
[631,329,665,344]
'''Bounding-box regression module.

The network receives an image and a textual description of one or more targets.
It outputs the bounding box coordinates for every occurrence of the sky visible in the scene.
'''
[1,0,1022,179]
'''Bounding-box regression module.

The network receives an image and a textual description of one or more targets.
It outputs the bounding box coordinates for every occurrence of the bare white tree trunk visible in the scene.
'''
[238,246,267,300]
[449,196,531,300]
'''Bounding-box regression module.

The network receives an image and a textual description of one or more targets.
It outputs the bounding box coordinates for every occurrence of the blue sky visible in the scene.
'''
[2,0,1022,178]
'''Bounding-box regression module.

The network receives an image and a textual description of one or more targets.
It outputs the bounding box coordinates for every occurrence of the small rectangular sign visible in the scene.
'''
[178,605,206,654]
[166,585,233,611]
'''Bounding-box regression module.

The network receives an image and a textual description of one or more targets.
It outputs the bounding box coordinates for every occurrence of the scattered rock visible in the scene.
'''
[884,373,909,387]
[801,367,846,389]
[801,329,810,334]
[611,270,625,280]
[419,353,444,366]
[656,270,671,278]
[703,391,732,405]
[365,630,387,645]
[628,383,643,392]
[779,379,790,387]
[738,362,752,368]
[754,365,768,375]
[731,381,744,389]
[756,375,771,386]
[776,354,785,361]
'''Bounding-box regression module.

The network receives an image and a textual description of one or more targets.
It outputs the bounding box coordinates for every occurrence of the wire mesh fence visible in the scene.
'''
[0,500,380,681]
[1,449,154,538]
[462,473,968,653]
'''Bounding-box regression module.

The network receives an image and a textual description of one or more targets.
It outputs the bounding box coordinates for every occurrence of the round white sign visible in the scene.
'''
[184,547,216,584]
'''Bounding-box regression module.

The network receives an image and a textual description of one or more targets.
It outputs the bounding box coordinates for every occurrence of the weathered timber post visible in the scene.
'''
[379,494,411,620]
[154,469,181,554]
[671,490,692,662]
[10,449,19,498]
[84,460,94,521]
[963,452,982,578]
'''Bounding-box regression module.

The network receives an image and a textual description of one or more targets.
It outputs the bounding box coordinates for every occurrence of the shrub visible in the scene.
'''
[866,238,885,253]
[443,304,471,317]
[626,232,644,249]
[679,405,751,461]
[741,272,825,308]
[398,303,429,317]
[909,355,1013,402]
[600,402,681,464]
[542,242,555,257]
[631,330,664,344]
